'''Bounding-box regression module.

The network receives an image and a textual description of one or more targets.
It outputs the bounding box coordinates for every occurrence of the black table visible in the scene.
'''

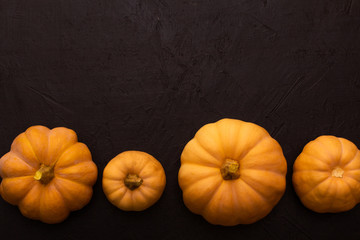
[1,1,360,239]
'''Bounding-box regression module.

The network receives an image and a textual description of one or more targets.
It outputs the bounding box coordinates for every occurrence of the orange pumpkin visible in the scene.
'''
[102,151,166,211]
[178,118,287,226]
[0,126,98,224]
[292,135,360,213]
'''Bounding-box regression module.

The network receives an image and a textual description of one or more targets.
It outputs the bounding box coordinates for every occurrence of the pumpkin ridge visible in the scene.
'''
[38,185,45,220]
[181,140,222,167]
[11,140,40,169]
[182,156,221,168]
[239,177,270,205]
[241,168,286,180]
[183,176,223,215]
[300,152,332,169]
[214,122,226,159]
[328,179,337,210]
[56,178,94,212]
[343,151,359,169]
[342,177,357,204]
[52,142,80,168]
[180,162,219,170]
[140,170,163,184]
[134,186,153,202]
[129,189,135,210]
[0,176,36,204]
[24,133,42,165]
[55,175,89,187]
[291,169,329,173]
[337,138,344,167]
[102,177,124,192]
[52,180,71,211]
[200,181,224,216]
[102,174,124,182]
[138,160,157,177]
[216,119,242,160]
[179,167,221,189]
[108,187,128,204]
[54,143,92,170]
[1,175,35,181]
[241,146,282,162]
[135,187,147,200]
[230,183,239,209]
[43,128,78,167]
[315,137,340,164]
[19,183,43,221]
[343,171,360,183]
[6,152,38,171]
[2,174,35,180]
[344,168,360,173]
[45,183,68,210]
[102,174,122,182]
[300,177,331,200]
[141,181,161,190]
[117,188,129,206]
[238,136,268,161]
[39,184,68,223]
[54,161,97,186]
[194,136,224,164]
[54,159,92,172]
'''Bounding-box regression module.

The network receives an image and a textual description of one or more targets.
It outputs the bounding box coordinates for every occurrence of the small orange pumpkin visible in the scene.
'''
[178,118,287,226]
[102,151,166,211]
[0,126,98,224]
[293,135,360,213]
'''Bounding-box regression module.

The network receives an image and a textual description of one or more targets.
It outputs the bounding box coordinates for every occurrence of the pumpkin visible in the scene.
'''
[178,118,287,226]
[292,135,360,213]
[102,151,166,211]
[0,125,98,224]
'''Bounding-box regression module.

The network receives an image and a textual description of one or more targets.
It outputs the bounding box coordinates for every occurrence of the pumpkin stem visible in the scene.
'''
[34,164,55,184]
[124,174,143,190]
[221,159,240,180]
[332,167,344,178]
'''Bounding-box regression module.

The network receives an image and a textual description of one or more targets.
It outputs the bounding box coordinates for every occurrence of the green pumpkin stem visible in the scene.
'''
[34,164,55,184]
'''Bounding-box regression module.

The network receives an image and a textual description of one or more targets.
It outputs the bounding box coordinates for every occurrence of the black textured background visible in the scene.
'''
[1,1,360,239]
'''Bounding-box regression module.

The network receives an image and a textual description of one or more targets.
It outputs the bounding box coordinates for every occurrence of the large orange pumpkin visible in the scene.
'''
[0,126,98,224]
[293,135,360,213]
[102,151,166,211]
[178,118,287,226]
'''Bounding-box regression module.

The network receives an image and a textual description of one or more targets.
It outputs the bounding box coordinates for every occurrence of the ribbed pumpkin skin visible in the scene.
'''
[293,136,360,213]
[178,118,287,226]
[102,151,166,211]
[0,126,98,224]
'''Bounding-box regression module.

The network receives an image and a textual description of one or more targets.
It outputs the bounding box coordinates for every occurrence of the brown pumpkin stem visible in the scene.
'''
[34,164,55,184]
[124,174,143,190]
[220,159,240,180]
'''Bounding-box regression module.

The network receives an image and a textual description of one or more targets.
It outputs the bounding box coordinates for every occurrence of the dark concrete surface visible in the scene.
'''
[0,1,360,239]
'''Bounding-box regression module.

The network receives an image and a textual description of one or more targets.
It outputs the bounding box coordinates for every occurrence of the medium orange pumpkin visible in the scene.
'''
[102,151,166,211]
[0,125,98,224]
[293,135,360,213]
[178,118,287,226]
